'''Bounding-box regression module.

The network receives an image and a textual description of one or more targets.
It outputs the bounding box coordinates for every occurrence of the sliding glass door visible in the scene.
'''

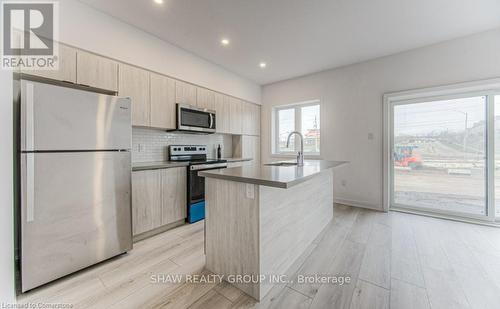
[495,95,500,218]
[392,96,487,218]
[387,85,500,221]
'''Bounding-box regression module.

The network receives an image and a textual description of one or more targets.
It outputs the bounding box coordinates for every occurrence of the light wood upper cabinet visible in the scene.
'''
[229,98,242,135]
[150,73,176,129]
[119,64,150,127]
[132,170,162,236]
[77,51,118,91]
[241,102,261,136]
[197,88,216,111]
[253,104,261,136]
[22,44,77,83]
[215,93,230,134]
[175,80,197,106]
[160,168,187,226]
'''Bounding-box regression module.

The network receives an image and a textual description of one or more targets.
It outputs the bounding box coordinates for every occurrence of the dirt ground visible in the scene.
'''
[393,168,496,216]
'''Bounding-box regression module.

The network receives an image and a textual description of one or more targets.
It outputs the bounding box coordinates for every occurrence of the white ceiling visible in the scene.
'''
[79,0,500,85]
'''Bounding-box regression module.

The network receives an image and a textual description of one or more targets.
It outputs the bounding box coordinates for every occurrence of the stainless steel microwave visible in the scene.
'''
[174,104,216,133]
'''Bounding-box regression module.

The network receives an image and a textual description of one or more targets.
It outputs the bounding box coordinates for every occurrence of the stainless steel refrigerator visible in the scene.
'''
[18,79,133,292]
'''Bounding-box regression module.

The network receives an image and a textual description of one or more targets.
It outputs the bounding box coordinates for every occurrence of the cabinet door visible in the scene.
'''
[150,73,176,129]
[197,88,216,111]
[253,104,261,136]
[119,64,150,127]
[132,170,162,236]
[215,93,230,134]
[253,136,261,165]
[175,80,197,106]
[22,44,77,83]
[242,135,261,165]
[229,98,242,135]
[77,51,118,91]
[241,102,253,135]
[161,167,187,225]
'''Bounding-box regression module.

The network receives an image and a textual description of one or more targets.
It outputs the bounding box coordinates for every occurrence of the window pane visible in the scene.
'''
[495,95,500,218]
[301,105,320,153]
[393,96,486,216]
[278,108,295,152]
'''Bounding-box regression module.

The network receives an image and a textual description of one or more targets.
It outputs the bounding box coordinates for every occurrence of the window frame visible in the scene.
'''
[273,100,321,157]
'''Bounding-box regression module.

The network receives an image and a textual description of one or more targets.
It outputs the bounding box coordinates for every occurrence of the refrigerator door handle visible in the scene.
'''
[26,153,35,222]
[25,82,35,151]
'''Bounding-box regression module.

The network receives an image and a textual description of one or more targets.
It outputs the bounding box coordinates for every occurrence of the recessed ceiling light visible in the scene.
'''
[221,38,230,46]
[154,0,164,4]
[259,62,267,68]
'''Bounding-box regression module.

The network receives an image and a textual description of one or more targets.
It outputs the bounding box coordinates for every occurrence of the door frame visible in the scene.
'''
[383,78,500,222]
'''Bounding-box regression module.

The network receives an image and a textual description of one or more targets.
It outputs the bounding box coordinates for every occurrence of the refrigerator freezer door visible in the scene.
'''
[20,80,131,151]
[20,151,132,292]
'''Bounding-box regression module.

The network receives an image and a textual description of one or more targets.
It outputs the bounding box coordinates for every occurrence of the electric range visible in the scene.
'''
[169,145,227,223]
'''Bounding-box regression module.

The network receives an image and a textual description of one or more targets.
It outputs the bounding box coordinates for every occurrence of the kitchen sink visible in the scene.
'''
[264,162,298,167]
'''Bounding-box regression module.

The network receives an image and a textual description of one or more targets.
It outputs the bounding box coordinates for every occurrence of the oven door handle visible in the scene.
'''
[190,163,227,171]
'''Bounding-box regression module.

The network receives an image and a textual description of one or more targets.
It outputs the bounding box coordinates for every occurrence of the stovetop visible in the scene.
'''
[168,145,226,165]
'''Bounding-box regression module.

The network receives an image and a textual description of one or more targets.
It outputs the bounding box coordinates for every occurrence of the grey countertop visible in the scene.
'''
[199,160,348,188]
[132,161,189,171]
[132,157,252,171]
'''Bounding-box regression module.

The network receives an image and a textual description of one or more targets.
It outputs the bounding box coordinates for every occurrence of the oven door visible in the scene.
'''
[187,163,226,223]
[177,104,216,133]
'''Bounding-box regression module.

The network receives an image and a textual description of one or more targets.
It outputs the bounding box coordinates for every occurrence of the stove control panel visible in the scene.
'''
[169,145,208,161]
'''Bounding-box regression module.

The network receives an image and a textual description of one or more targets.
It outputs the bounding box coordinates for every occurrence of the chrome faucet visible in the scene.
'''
[286,131,304,166]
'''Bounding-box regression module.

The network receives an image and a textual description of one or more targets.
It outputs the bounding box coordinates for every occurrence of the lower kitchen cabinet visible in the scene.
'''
[160,167,187,225]
[132,167,187,237]
[132,169,162,236]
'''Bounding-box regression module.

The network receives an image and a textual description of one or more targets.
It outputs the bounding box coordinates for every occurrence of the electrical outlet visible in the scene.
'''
[341,180,347,187]
[368,133,374,140]
[138,144,145,152]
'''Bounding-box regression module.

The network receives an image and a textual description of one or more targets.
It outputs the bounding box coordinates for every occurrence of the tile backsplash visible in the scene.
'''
[132,128,233,162]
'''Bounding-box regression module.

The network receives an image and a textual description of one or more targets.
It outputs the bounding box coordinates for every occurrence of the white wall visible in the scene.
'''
[262,28,500,210]
[60,0,261,103]
[0,70,15,302]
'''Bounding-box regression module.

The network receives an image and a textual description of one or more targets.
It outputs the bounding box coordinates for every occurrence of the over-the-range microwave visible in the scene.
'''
[170,103,216,134]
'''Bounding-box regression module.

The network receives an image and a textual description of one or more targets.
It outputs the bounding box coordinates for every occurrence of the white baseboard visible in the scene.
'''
[334,198,384,212]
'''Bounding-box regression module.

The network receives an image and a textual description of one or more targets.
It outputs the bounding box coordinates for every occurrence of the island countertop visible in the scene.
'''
[199,160,348,188]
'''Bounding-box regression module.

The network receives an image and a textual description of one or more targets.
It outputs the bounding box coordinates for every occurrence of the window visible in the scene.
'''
[274,101,320,155]
[384,78,500,222]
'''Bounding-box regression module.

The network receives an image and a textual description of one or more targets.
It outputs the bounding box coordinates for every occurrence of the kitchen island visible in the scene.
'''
[199,160,347,300]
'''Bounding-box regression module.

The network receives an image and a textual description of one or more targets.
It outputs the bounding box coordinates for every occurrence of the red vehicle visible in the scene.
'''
[394,145,422,169]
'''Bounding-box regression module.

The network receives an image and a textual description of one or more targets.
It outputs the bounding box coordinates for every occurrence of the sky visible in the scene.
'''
[394,96,490,136]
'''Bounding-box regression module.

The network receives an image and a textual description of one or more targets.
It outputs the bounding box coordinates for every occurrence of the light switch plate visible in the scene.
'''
[246,184,255,199]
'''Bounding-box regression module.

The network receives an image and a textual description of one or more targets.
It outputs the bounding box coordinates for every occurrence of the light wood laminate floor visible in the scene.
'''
[17,204,500,308]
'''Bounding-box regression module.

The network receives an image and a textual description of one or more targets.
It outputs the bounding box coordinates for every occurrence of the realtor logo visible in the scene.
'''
[1,1,59,70]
